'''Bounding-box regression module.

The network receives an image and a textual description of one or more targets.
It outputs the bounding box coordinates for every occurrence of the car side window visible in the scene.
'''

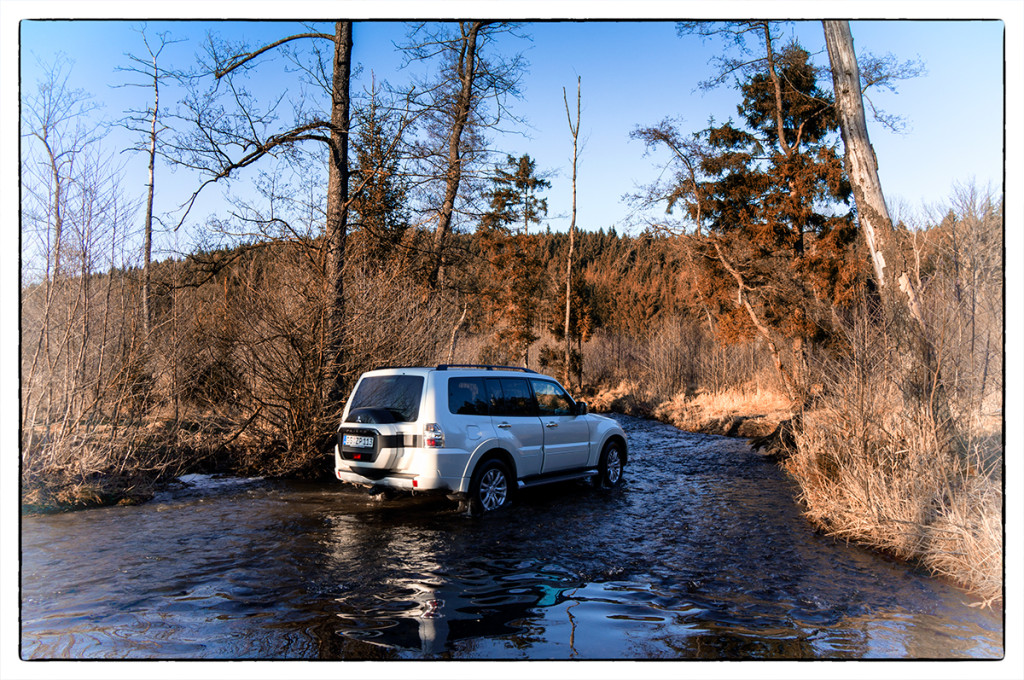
[486,378,537,417]
[484,378,504,415]
[530,380,574,416]
[448,377,489,415]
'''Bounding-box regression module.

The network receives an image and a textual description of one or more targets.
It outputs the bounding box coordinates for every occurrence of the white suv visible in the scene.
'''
[334,364,627,513]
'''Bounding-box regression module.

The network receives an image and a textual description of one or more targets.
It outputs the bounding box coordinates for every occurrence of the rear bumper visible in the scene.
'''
[335,465,467,494]
[334,443,474,494]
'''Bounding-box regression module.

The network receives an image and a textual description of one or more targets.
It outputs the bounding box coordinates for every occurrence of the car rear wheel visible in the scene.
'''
[597,441,624,488]
[469,459,512,515]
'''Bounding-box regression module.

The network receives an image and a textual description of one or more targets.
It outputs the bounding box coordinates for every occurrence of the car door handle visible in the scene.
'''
[545,422,558,428]
[497,423,512,429]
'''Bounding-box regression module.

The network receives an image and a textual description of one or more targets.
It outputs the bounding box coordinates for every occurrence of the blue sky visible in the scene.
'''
[14,17,1006,259]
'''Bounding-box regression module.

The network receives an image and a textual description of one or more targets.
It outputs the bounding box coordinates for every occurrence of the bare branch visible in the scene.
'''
[212,32,335,78]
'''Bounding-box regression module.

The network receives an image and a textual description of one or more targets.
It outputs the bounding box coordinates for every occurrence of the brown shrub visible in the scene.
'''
[20,424,209,512]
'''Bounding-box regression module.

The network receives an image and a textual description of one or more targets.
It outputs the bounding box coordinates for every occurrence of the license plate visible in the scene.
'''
[343,434,374,448]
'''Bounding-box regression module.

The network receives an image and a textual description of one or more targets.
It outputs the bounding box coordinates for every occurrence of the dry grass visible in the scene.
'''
[652,385,794,437]
[925,465,1003,605]
[588,381,656,418]
[586,359,1003,603]
[787,385,1002,604]
[663,385,793,420]
[587,380,794,438]
[20,422,226,513]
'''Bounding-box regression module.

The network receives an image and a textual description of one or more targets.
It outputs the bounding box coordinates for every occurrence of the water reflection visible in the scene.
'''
[319,508,583,657]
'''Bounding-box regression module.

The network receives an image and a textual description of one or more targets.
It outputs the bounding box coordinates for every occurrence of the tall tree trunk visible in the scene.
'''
[762,22,794,156]
[823,20,891,291]
[326,21,352,407]
[824,19,959,450]
[45,142,64,429]
[142,51,158,338]
[563,77,581,389]
[22,145,60,445]
[447,303,467,363]
[432,21,483,287]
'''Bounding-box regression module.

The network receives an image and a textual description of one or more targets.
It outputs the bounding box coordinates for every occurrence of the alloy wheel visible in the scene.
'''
[479,468,508,511]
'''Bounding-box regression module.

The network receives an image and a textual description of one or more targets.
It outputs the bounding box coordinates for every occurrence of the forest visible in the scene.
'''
[19,20,1002,602]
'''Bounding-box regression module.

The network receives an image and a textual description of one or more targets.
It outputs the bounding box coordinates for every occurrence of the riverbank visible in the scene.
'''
[589,380,792,438]
[20,420,252,514]
[589,381,1002,606]
[787,393,1003,606]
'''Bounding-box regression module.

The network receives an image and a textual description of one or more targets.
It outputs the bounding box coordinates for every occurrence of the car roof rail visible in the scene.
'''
[369,365,427,371]
[436,363,538,373]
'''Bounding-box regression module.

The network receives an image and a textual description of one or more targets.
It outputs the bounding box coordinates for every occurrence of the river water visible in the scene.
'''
[20,415,1003,660]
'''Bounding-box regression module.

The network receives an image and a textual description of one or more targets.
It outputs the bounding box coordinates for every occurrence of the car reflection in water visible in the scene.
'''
[321,496,581,658]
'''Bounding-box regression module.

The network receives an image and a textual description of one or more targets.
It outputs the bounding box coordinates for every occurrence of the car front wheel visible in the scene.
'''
[469,459,512,515]
[597,441,624,488]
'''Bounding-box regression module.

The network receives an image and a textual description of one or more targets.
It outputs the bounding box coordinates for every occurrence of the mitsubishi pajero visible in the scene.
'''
[334,364,627,514]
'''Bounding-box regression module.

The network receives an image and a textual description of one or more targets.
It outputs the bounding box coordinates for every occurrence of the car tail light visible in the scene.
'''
[424,423,445,448]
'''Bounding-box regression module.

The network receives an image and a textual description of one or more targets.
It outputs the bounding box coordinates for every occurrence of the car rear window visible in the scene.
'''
[349,375,424,422]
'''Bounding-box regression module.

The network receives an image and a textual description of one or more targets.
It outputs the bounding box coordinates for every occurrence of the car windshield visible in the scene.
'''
[348,375,424,423]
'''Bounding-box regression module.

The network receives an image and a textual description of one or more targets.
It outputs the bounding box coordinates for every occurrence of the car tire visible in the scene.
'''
[597,440,624,489]
[468,459,512,515]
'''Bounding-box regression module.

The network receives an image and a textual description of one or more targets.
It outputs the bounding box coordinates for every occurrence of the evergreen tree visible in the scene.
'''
[481,154,551,234]
[635,42,863,397]
[477,153,551,366]
[350,87,410,263]
[695,43,861,349]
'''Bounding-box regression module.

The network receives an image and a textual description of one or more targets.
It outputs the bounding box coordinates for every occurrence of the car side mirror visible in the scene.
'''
[575,401,588,416]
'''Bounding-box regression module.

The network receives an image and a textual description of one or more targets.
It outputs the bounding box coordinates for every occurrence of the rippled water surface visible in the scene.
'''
[21,415,1003,659]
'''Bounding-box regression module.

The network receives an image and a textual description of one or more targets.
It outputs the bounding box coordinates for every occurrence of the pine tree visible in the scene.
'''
[477,154,551,366]
[634,40,864,398]
[350,87,410,264]
[481,154,551,234]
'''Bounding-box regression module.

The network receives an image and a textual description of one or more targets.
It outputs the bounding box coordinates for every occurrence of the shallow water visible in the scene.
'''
[20,415,1003,659]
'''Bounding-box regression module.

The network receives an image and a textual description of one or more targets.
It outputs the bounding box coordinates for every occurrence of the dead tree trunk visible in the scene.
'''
[823,20,890,290]
[563,77,581,389]
[117,29,181,338]
[141,50,158,337]
[713,241,797,401]
[447,303,467,363]
[824,19,959,450]
[433,22,484,287]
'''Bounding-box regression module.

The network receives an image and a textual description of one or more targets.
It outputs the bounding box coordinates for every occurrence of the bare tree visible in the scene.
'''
[399,21,528,286]
[21,57,173,501]
[823,19,960,451]
[563,77,580,389]
[21,56,101,441]
[169,21,353,407]
[115,26,183,337]
[822,21,893,294]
